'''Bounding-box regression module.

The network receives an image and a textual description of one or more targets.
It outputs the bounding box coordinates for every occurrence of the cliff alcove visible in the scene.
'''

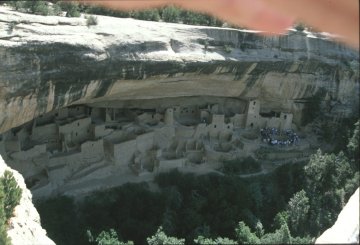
[0,3,359,245]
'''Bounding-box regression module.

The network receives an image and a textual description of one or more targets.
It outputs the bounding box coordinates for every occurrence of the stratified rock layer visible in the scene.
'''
[0,6,359,133]
[0,7,359,245]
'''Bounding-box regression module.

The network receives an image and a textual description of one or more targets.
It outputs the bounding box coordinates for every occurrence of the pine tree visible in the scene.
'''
[2,170,22,220]
[287,190,310,236]
[147,226,185,245]
[235,221,260,244]
[0,175,10,245]
[347,120,359,167]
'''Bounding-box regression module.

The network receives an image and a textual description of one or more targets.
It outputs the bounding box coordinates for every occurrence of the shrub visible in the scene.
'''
[181,10,207,25]
[224,44,233,53]
[207,16,223,27]
[85,5,130,18]
[132,9,160,21]
[294,22,306,32]
[86,15,98,27]
[0,224,10,245]
[194,236,237,244]
[0,179,10,245]
[2,170,22,220]
[52,3,62,16]
[87,229,134,245]
[161,6,180,23]
[347,120,360,163]
[0,170,22,245]
[7,0,223,26]
[59,1,80,17]
[221,157,261,175]
[147,226,185,245]
[7,1,26,10]
[235,221,260,244]
[20,0,50,16]
[32,1,50,16]
[8,0,55,16]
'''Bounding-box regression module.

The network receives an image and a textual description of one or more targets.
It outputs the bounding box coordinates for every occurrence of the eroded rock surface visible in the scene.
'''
[0,155,55,245]
[0,6,359,245]
[0,6,359,134]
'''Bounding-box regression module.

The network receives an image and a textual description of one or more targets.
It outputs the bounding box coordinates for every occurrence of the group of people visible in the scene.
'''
[260,127,299,146]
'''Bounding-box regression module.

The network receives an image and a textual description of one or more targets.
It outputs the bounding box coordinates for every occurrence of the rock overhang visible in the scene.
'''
[0,6,359,133]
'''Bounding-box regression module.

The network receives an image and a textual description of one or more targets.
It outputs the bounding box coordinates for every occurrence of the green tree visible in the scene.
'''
[8,0,59,16]
[344,171,359,200]
[147,226,185,245]
[248,182,263,211]
[161,6,180,23]
[31,1,49,16]
[304,149,355,235]
[2,170,22,221]
[194,235,237,244]
[0,179,5,226]
[52,3,62,16]
[254,220,264,237]
[132,9,160,21]
[291,235,313,244]
[36,196,80,245]
[260,223,291,244]
[305,150,352,194]
[181,11,208,25]
[84,4,130,18]
[7,1,26,11]
[294,22,306,31]
[0,223,9,245]
[161,208,177,235]
[87,229,134,245]
[59,1,80,17]
[19,0,50,15]
[86,15,98,27]
[222,157,261,175]
[273,211,288,228]
[235,221,260,244]
[286,190,310,235]
[0,179,10,245]
[347,120,359,166]
[0,171,21,245]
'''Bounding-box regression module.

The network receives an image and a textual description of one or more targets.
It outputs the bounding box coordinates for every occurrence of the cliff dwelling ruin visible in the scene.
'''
[0,97,314,198]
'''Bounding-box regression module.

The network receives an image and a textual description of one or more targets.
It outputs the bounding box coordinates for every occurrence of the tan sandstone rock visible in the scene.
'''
[0,156,55,245]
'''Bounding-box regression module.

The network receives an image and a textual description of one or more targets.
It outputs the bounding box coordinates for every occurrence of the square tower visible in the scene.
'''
[245,99,260,128]
[280,112,293,130]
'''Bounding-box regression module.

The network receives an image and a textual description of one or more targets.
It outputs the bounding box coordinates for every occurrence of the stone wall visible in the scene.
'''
[0,7,358,134]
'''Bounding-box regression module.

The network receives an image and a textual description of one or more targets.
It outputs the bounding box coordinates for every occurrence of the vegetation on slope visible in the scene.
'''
[1,1,321,31]
[221,157,261,175]
[36,162,305,245]
[0,171,23,245]
[2,1,223,27]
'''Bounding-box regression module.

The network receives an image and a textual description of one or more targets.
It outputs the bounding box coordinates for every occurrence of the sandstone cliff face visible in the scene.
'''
[0,7,359,133]
[0,7,359,244]
[0,155,55,245]
[315,188,359,244]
